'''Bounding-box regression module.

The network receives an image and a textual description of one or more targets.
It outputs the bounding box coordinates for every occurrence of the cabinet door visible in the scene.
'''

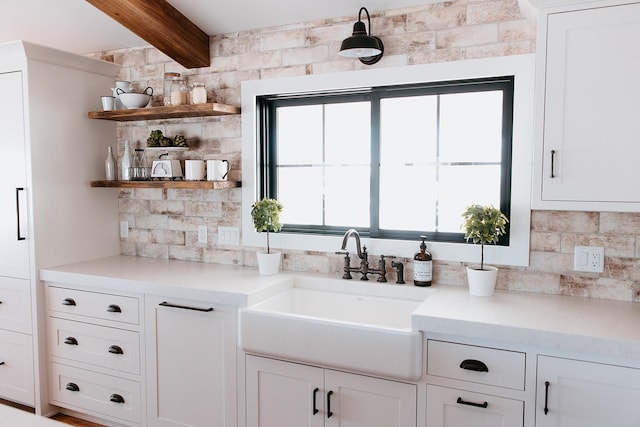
[539,3,640,206]
[146,296,237,427]
[426,384,522,427]
[0,71,29,279]
[0,328,34,406]
[246,355,324,427]
[325,370,417,427]
[0,276,31,334]
[537,356,640,427]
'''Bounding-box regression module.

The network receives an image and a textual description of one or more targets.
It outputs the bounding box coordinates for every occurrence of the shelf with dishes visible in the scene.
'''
[90,180,241,189]
[87,102,240,121]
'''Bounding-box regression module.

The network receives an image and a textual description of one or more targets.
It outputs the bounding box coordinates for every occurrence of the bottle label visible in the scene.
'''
[414,260,432,281]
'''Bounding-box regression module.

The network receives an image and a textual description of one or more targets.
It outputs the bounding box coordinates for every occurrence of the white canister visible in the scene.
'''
[184,160,206,181]
[206,159,230,181]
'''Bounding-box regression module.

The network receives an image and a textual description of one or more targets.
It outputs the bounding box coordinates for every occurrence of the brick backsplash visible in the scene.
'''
[87,1,639,302]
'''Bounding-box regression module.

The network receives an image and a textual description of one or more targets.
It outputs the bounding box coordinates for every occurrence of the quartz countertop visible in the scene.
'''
[40,255,297,306]
[412,285,640,363]
[0,405,66,426]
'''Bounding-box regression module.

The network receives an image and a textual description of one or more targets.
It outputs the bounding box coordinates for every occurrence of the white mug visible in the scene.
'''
[184,160,206,181]
[101,96,115,111]
[207,159,230,181]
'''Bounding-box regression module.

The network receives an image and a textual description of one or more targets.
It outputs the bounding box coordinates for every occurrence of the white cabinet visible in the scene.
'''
[425,340,526,427]
[536,355,640,427]
[0,41,120,411]
[46,284,143,426]
[145,295,237,427]
[246,355,417,427]
[532,2,640,210]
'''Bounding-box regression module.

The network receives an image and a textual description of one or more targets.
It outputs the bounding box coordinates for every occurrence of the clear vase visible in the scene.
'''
[121,140,131,181]
[105,146,117,181]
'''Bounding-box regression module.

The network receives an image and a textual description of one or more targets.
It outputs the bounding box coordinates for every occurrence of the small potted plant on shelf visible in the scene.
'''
[461,204,509,296]
[251,198,284,275]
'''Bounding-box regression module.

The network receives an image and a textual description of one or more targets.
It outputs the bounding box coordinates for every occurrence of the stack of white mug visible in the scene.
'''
[184,159,230,181]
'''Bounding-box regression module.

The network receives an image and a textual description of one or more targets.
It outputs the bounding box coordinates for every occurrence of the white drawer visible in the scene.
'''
[50,362,141,425]
[427,340,525,390]
[48,318,140,374]
[0,276,32,334]
[47,286,140,325]
[0,329,34,405]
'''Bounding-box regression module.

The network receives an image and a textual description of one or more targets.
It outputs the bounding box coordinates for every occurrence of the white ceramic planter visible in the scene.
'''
[256,251,281,275]
[466,265,498,296]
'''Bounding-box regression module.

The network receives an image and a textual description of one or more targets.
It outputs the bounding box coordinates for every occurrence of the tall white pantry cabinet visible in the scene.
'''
[0,41,120,413]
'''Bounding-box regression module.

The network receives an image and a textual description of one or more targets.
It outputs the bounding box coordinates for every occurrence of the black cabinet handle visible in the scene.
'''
[459,359,489,372]
[110,394,125,404]
[107,304,121,313]
[550,150,556,178]
[16,188,25,241]
[66,383,80,392]
[544,381,550,415]
[312,387,319,415]
[327,390,334,418]
[159,301,214,312]
[108,345,124,355]
[64,337,78,346]
[62,298,76,306]
[457,397,488,409]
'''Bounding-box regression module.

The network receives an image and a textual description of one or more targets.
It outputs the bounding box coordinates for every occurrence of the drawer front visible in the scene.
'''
[50,362,141,424]
[0,276,32,334]
[48,318,140,374]
[0,329,35,405]
[427,340,525,390]
[47,286,139,325]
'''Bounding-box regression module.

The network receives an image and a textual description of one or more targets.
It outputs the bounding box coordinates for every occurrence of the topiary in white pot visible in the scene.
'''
[251,198,284,275]
[461,204,508,296]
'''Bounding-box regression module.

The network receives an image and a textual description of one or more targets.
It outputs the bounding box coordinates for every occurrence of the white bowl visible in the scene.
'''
[116,87,153,109]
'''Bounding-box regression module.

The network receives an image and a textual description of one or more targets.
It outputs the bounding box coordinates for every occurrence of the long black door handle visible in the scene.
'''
[544,381,550,415]
[550,150,556,178]
[459,359,489,372]
[327,390,334,418]
[159,301,214,312]
[457,397,488,408]
[16,188,25,241]
[312,387,319,415]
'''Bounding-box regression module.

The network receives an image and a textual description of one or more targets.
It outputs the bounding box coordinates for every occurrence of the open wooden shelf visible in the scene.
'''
[90,180,241,189]
[87,103,240,121]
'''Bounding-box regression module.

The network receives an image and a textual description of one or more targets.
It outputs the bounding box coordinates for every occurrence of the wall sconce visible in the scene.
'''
[339,7,384,65]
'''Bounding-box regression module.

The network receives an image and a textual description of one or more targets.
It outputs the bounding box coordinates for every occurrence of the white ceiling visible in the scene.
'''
[0,0,431,55]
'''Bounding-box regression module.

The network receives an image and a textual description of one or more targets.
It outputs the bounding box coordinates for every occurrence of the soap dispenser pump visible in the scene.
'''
[413,235,432,286]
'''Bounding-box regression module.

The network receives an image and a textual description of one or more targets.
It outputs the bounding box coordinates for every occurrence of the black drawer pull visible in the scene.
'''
[312,387,319,415]
[66,383,80,392]
[457,397,488,409]
[108,345,124,355]
[459,359,489,372]
[0,361,5,366]
[64,337,78,346]
[327,390,334,418]
[62,298,76,306]
[110,394,125,404]
[107,304,122,313]
[159,301,214,312]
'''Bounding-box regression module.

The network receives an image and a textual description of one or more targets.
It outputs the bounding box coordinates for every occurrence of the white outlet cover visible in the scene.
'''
[574,246,604,273]
[197,225,208,244]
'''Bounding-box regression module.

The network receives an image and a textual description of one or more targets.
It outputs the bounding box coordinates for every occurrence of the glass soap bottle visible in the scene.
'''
[413,235,432,286]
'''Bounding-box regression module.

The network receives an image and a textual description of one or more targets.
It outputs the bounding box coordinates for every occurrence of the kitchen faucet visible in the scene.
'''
[337,229,387,282]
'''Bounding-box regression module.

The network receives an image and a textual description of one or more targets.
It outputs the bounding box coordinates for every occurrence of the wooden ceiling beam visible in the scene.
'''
[86,0,210,68]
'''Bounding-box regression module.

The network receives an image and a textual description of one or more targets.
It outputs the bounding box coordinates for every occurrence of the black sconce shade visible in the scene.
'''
[339,7,384,65]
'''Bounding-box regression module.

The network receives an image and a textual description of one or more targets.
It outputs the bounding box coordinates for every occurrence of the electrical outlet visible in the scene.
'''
[119,221,129,238]
[218,226,240,245]
[574,246,604,273]
[197,225,208,244]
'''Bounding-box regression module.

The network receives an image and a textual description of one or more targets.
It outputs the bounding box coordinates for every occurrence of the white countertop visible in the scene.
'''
[40,255,296,306]
[41,255,640,363]
[412,285,640,362]
[0,405,65,426]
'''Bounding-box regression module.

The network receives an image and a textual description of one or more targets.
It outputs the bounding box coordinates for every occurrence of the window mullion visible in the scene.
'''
[370,92,381,237]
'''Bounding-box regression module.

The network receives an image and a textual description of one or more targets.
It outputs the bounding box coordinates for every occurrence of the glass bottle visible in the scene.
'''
[163,72,180,106]
[413,235,432,286]
[190,82,207,104]
[105,146,116,181]
[170,76,188,106]
[121,140,132,181]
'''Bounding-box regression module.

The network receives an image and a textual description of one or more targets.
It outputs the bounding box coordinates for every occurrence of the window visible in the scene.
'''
[242,55,534,267]
[257,77,513,244]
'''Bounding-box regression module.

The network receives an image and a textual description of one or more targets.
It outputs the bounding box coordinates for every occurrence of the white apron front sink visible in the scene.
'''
[239,276,433,381]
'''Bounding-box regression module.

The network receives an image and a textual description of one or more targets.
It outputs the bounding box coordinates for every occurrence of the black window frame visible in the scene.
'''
[256,76,514,245]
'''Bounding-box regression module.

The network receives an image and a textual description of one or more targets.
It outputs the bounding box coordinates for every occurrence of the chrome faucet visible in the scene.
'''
[337,229,387,282]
